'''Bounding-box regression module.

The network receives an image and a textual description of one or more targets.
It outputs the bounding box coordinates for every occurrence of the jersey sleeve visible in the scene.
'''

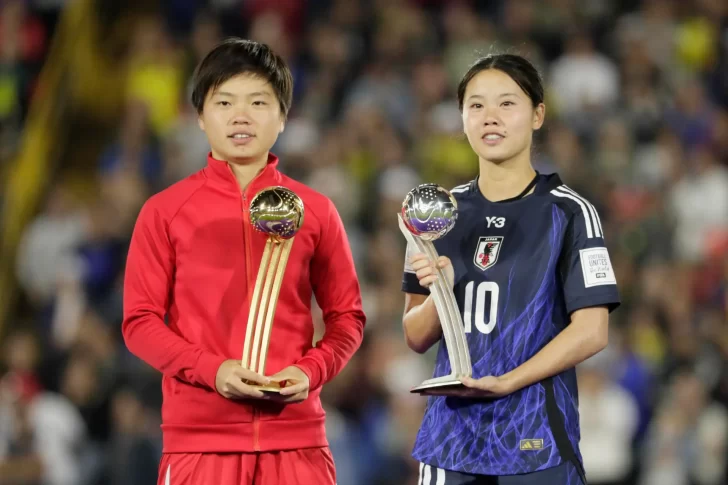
[559,204,621,315]
[122,199,226,391]
[297,199,366,392]
[401,241,430,295]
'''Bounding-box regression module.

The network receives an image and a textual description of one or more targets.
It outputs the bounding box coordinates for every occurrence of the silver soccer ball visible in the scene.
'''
[400,184,458,241]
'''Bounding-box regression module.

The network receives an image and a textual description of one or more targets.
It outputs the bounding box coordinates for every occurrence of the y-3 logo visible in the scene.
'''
[486,216,505,228]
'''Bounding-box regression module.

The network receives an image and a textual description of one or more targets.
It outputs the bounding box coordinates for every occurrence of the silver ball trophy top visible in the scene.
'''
[400,183,458,241]
[249,187,304,241]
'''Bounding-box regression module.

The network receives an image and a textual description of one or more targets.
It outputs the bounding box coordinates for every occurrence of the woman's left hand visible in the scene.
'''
[459,375,515,398]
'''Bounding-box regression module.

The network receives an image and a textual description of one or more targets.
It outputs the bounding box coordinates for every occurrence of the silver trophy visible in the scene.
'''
[398,184,472,396]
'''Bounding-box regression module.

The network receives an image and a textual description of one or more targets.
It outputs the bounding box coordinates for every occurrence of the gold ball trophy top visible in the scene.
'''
[249,187,305,241]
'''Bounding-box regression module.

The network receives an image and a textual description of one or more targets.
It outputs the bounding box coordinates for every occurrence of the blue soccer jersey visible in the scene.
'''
[401,173,620,476]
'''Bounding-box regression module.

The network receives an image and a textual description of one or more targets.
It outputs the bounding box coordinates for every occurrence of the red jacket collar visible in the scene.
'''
[205,152,282,195]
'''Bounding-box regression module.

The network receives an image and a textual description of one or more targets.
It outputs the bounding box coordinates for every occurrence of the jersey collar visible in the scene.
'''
[204,152,282,196]
[469,172,563,202]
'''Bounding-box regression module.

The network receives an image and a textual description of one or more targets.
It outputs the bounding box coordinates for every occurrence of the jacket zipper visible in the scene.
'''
[237,168,265,453]
[241,190,261,451]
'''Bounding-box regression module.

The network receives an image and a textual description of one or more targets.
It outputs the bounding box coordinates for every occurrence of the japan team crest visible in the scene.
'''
[474,236,503,271]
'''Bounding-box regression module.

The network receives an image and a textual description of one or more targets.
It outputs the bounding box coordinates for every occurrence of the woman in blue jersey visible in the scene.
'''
[401,54,620,485]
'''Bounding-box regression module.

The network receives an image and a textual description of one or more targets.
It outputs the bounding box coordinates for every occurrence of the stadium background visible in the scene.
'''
[0,0,727,484]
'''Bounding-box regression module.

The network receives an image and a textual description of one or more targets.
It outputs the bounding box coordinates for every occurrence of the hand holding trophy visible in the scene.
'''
[242,186,304,393]
[398,184,472,396]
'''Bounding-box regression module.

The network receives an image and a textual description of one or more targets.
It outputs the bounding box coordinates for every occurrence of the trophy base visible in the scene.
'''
[411,376,467,396]
[247,381,285,393]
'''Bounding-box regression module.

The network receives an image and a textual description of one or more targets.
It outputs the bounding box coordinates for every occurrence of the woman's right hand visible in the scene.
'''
[409,253,454,289]
[215,360,271,400]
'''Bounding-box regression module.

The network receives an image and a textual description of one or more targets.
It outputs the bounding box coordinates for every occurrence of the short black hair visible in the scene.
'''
[457,54,544,111]
[191,38,293,118]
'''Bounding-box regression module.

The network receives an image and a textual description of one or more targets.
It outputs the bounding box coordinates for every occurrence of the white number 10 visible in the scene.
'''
[463,281,500,334]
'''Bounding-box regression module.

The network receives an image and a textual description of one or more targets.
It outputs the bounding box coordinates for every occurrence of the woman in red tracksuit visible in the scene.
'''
[121,38,366,485]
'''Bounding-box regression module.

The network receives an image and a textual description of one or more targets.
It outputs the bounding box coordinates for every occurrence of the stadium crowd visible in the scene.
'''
[1,0,727,484]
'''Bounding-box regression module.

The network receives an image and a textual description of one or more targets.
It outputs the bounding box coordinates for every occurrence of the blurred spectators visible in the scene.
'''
[578,344,640,485]
[2,0,728,484]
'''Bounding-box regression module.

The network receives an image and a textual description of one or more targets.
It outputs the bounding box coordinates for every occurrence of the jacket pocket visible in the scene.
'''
[258,389,325,422]
[163,378,254,424]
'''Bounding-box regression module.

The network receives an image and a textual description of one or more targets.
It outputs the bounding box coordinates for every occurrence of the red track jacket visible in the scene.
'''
[122,153,366,453]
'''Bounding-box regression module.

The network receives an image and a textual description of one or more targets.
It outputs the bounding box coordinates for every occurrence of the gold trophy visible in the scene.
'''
[242,186,304,392]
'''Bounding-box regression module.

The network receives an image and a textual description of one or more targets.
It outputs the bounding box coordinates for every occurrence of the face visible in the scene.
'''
[462,69,544,165]
[4,332,39,372]
[198,74,284,164]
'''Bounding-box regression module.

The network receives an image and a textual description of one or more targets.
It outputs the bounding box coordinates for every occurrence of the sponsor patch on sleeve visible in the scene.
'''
[579,247,617,288]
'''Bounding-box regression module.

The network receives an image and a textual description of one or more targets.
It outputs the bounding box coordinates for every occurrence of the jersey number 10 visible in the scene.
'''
[463,281,500,334]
